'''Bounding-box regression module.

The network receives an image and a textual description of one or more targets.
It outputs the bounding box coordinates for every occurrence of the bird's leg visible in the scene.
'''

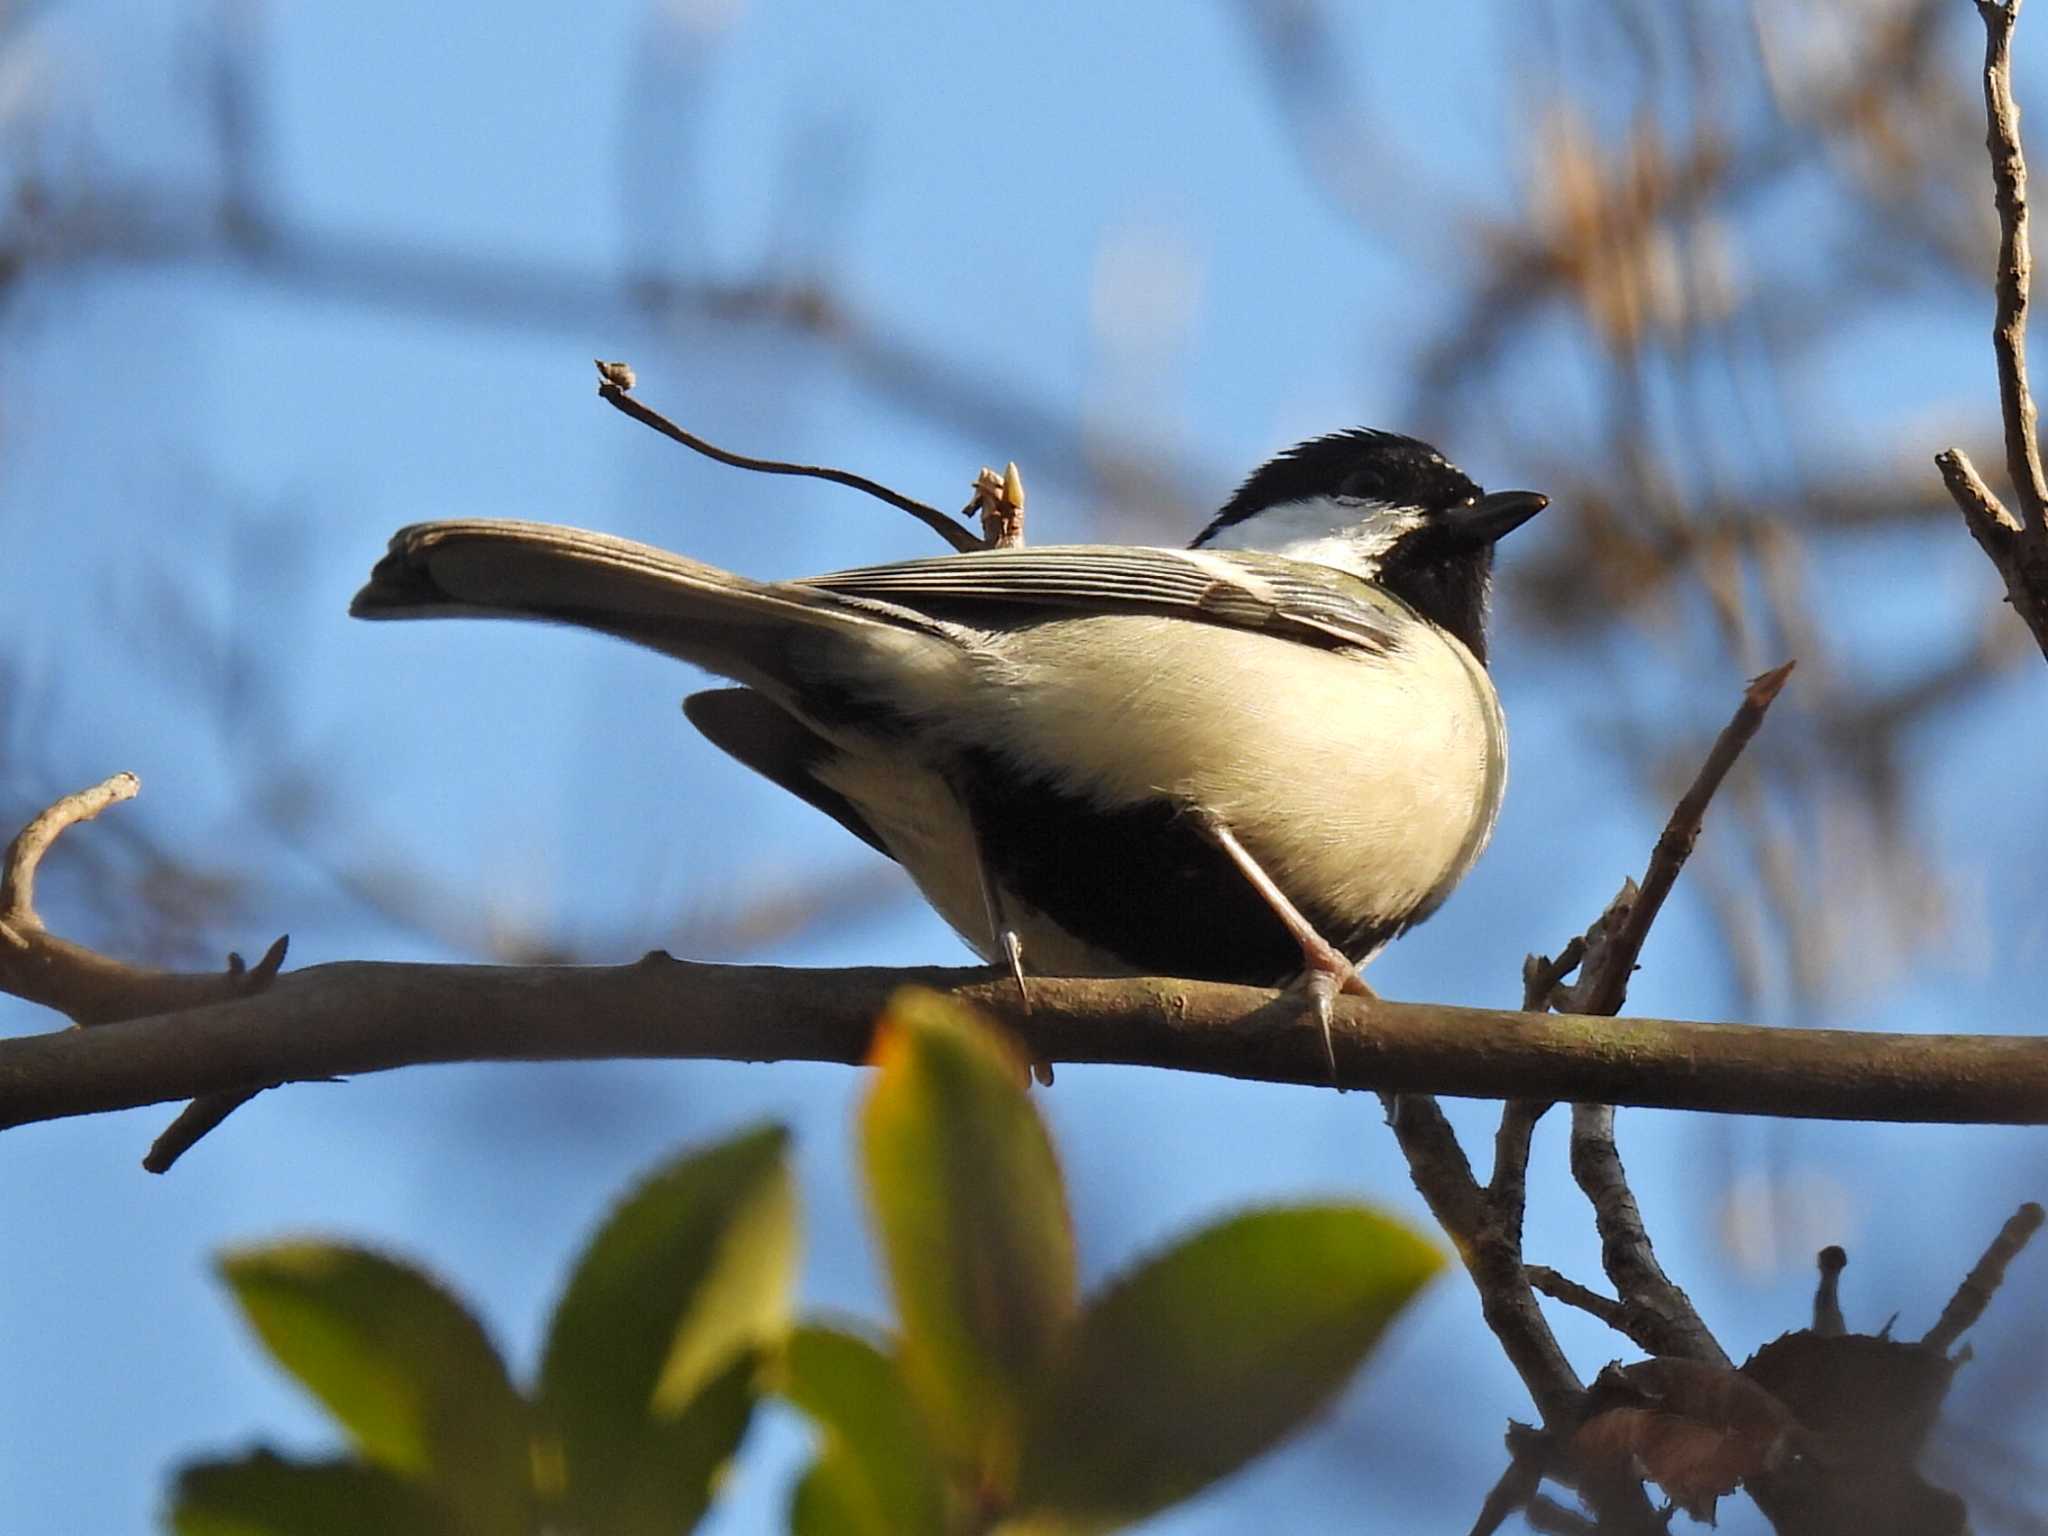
[1189,810,1369,1086]
[977,854,1054,1086]
[976,861,1030,1006]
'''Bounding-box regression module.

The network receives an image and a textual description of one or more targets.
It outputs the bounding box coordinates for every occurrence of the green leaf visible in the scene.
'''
[571,1351,760,1536]
[537,1123,796,1501]
[779,1325,947,1536]
[217,1243,529,1531]
[787,1454,875,1536]
[861,989,1078,1494]
[169,1452,450,1536]
[1014,1204,1441,1531]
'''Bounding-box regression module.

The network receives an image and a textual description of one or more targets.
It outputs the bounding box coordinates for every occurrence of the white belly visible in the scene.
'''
[812,611,1506,971]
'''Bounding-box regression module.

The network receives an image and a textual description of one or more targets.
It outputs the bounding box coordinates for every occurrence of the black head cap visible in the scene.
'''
[1196,429,1484,542]
[1193,429,1547,665]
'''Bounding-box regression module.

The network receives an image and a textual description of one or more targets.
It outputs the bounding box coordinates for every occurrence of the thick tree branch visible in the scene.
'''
[4,958,2048,1143]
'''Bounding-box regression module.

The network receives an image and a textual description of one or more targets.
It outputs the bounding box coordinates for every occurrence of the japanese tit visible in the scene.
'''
[352,429,1545,1061]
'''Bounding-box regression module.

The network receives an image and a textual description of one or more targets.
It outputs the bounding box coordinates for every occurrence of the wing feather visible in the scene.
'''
[799,546,1403,653]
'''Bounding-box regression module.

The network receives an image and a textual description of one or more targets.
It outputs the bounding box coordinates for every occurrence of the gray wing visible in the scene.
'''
[798,545,1407,654]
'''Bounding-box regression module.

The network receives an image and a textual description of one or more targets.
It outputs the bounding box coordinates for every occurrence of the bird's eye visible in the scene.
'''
[1460,495,1477,508]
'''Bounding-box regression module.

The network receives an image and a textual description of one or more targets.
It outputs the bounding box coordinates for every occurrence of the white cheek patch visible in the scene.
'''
[1196,496,1426,579]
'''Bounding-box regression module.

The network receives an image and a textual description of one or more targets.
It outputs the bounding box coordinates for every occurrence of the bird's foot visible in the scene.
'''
[1292,934,1373,1089]
[989,920,1052,1086]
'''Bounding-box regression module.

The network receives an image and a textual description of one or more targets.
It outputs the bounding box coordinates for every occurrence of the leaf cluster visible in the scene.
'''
[170,991,1440,1534]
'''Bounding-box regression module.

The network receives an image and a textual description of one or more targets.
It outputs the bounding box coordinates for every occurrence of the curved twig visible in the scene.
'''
[594,369,986,553]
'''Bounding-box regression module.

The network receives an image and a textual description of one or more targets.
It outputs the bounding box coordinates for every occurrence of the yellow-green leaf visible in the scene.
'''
[861,989,1077,1495]
[570,1351,759,1536]
[780,1325,947,1536]
[217,1244,527,1532]
[788,1454,876,1536]
[169,1452,449,1536]
[537,1123,796,1499]
[1014,1204,1441,1531]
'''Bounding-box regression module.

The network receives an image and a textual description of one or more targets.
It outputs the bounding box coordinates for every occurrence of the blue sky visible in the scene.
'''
[1,3,2043,1532]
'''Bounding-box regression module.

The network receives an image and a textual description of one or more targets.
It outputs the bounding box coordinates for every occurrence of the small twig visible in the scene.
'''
[0,776,291,1029]
[1385,1092,1587,1428]
[1522,1494,1599,1536]
[1526,1265,1632,1333]
[1813,1245,1848,1337]
[145,1087,265,1173]
[593,365,986,553]
[1922,1200,2046,1354]
[1469,1449,1546,1536]
[969,460,1027,548]
[1570,1101,1730,1367]
[1514,669,1791,1369]
[141,933,291,1173]
[1937,446,2023,535]
[1539,667,1795,1369]
[1487,941,1586,1212]
[1,772,140,932]
[1940,0,2048,657]
[1569,660,1795,1017]
[1977,0,2048,531]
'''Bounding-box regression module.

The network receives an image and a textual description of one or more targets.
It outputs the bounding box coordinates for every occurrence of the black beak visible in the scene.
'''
[1446,489,1548,548]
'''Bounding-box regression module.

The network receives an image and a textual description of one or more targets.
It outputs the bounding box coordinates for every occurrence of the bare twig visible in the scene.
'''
[145,1087,267,1173]
[1922,1200,2047,1353]
[1567,660,1795,1017]
[1,772,141,932]
[1525,1265,1632,1333]
[1813,1245,1849,1337]
[1939,0,2048,656]
[1548,670,1795,1369]
[1569,1101,1731,1367]
[593,368,985,553]
[1489,666,1793,1377]
[1523,1494,1599,1536]
[0,777,289,1027]
[1386,1093,1587,1428]
[1487,942,1586,1215]
[1976,0,2048,528]
[1469,1448,1548,1536]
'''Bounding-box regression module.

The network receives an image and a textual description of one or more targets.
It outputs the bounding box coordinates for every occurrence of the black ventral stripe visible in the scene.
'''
[955,748,1402,985]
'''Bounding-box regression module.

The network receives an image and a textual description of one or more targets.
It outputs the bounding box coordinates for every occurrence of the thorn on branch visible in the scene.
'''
[145,933,293,1173]
[243,933,289,987]
[592,361,988,553]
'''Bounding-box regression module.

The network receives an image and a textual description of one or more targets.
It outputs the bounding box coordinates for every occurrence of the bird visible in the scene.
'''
[351,429,1546,1076]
